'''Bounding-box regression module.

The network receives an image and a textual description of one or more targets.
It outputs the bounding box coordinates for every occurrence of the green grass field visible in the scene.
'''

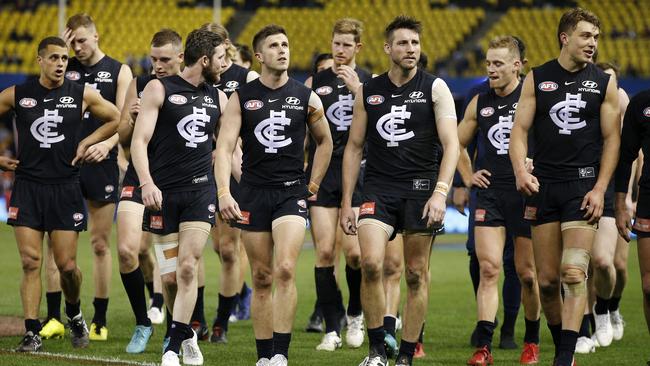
[0,226,647,365]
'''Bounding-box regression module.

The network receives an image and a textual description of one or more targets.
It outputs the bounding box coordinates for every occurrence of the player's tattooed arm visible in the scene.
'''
[341,85,367,235]
[117,77,138,146]
[0,86,18,171]
[510,73,539,196]
[215,91,243,221]
[584,75,621,224]
[307,91,333,194]
[75,86,121,165]
[131,79,165,211]
[423,78,459,227]
[457,95,483,188]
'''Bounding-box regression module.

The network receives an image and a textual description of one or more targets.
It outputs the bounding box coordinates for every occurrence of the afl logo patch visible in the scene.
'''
[73,212,84,222]
[59,96,74,104]
[104,185,114,193]
[19,98,37,108]
[168,94,187,105]
[480,107,494,117]
[97,71,111,79]
[366,95,384,105]
[285,96,300,105]
[244,100,264,110]
[538,81,558,92]
[315,86,333,96]
[582,80,597,88]
[643,107,650,117]
[65,71,80,80]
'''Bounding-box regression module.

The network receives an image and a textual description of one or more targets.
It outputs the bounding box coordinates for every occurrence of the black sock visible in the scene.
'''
[165,308,173,338]
[398,340,416,363]
[145,281,154,299]
[476,320,496,350]
[92,297,109,326]
[152,293,164,309]
[557,330,578,365]
[46,291,61,321]
[241,282,251,296]
[547,322,562,358]
[609,296,622,312]
[524,318,540,344]
[588,313,596,334]
[273,332,291,359]
[315,266,341,334]
[368,326,386,357]
[345,265,362,316]
[166,321,193,354]
[120,268,152,327]
[594,296,609,315]
[501,310,517,338]
[418,322,425,343]
[579,315,591,337]
[214,293,236,330]
[384,315,397,338]
[65,300,81,320]
[25,318,42,334]
[191,286,206,324]
[256,338,273,360]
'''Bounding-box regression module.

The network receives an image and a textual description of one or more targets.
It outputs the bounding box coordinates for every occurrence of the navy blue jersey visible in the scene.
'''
[148,75,221,191]
[532,60,610,182]
[66,55,122,160]
[238,78,311,188]
[215,63,249,98]
[362,69,441,198]
[615,89,650,192]
[13,78,85,183]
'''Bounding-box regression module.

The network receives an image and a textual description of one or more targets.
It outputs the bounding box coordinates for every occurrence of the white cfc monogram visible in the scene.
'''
[488,115,513,155]
[255,110,292,153]
[177,107,210,148]
[376,105,414,147]
[31,109,65,148]
[550,93,587,135]
[326,94,353,131]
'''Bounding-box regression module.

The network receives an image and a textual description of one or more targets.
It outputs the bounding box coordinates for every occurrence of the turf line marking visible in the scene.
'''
[0,349,157,365]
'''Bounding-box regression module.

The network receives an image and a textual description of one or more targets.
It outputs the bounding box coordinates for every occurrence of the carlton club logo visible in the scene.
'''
[326,94,354,131]
[643,107,650,118]
[366,95,384,105]
[538,81,558,92]
[376,105,414,147]
[30,109,65,148]
[176,107,210,148]
[254,110,292,153]
[488,115,514,155]
[550,93,587,135]
[244,100,264,111]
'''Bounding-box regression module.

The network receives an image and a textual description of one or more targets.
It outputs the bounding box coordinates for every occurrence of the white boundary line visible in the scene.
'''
[1,349,158,365]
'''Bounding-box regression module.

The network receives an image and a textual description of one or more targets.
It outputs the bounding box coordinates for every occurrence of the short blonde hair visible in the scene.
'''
[333,18,363,43]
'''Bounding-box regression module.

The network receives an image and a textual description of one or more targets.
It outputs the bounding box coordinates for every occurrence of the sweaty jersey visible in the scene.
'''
[532,59,610,182]
[309,66,372,164]
[475,83,523,189]
[363,68,441,198]
[215,63,249,98]
[148,75,221,191]
[13,78,85,183]
[123,74,156,186]
[615,89,650,192]
[66,55,122,160]
[238,78,311,188]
